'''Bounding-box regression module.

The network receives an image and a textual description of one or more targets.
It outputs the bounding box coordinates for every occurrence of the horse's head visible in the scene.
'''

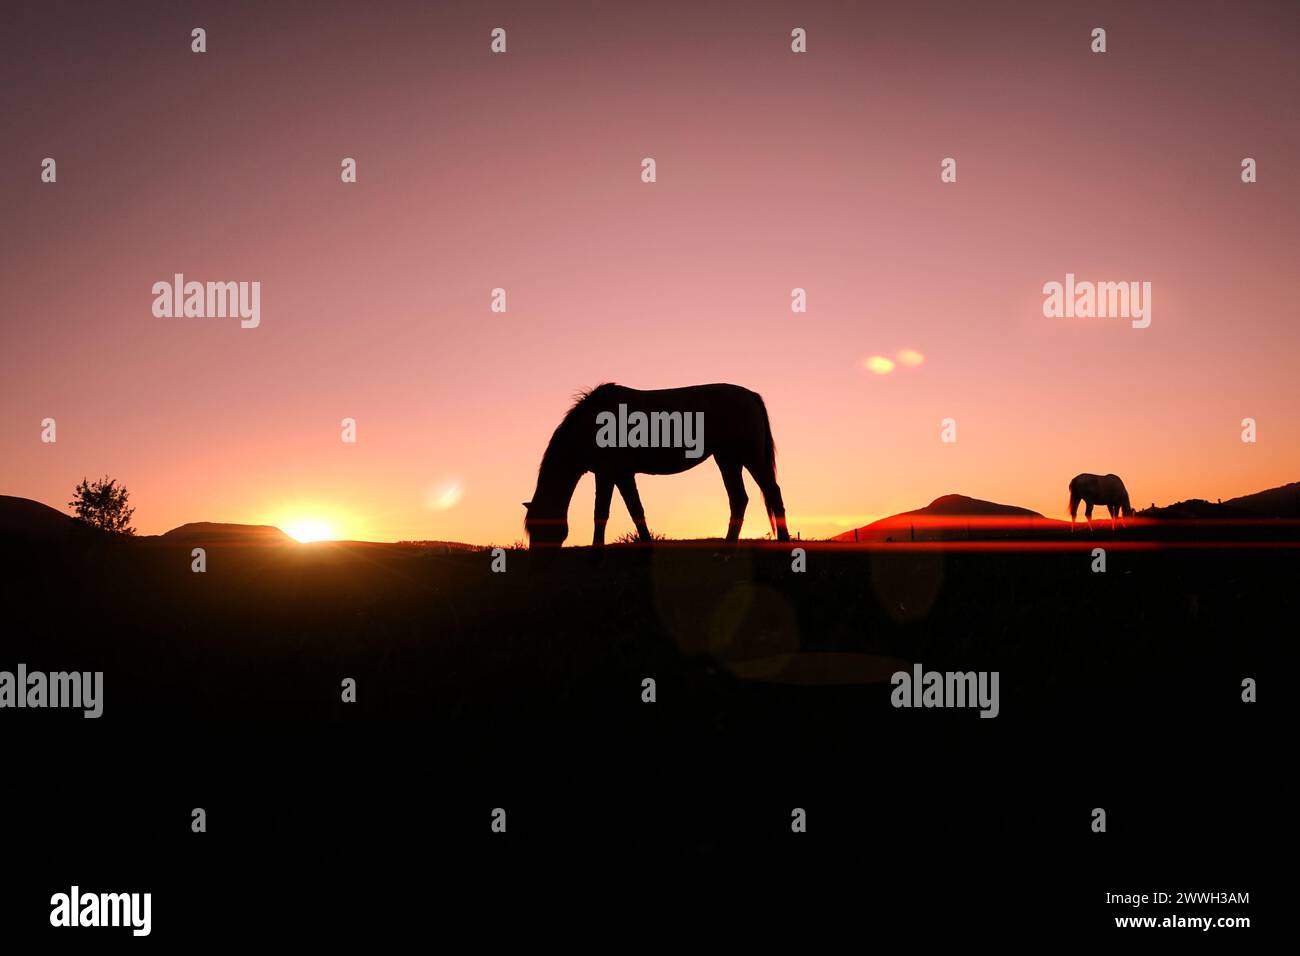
[523,500,568,548]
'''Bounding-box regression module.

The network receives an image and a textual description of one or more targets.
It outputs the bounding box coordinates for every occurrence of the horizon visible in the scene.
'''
[7,477,1295,545]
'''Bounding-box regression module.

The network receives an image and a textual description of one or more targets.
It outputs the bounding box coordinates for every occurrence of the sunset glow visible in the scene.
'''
[1,3,1297,548]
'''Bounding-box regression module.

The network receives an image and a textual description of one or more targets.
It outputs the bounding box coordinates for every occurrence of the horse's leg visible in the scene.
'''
[615,474,652,543]
[1069,494,1079,532]
[1085,501,1094,531]
[1108,504,1117,531]
[748,460,789,542]
[592,472,614,547]
[716,457,748,542]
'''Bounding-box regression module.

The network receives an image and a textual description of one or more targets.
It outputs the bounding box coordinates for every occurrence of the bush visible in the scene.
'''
[69,476,136,535]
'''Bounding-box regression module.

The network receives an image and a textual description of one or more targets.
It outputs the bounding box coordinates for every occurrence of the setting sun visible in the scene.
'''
[262,503,363,543]
[284,519,336,543]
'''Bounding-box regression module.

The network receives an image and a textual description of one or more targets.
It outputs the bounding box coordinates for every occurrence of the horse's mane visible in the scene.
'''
[525,384,618,536]
[536,383,618,478]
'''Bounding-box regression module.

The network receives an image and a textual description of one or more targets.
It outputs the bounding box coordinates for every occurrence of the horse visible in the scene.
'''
[1068,473,1134,531]
[523,383,789,547]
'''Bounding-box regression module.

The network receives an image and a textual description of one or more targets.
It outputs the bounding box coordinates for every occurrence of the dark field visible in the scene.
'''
[1,531,1284,936]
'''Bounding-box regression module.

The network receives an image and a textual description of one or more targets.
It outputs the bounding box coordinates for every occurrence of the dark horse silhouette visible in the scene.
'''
[524,383,789,547]
[1068,472,1134,531]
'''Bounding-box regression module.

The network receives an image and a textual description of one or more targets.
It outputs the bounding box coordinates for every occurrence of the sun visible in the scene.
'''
[263,503,361,542]
[284,518,336,543]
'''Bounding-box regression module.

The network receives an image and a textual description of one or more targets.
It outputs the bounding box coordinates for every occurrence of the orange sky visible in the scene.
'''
[2,1,1298,544]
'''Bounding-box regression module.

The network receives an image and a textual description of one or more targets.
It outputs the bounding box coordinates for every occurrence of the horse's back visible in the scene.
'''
[608,383,758,408]
[569,383,771,473]
[1071,472,1128,502]
[596,384,766,427]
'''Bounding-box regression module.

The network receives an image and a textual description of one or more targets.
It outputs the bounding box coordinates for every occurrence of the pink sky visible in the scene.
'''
[2,0,1298,543]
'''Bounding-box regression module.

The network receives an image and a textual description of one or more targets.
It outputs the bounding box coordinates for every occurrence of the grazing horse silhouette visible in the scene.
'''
[1068,473,1134,531]
[524,383,789,547]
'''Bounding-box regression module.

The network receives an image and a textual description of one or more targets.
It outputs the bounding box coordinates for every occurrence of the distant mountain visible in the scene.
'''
[897,494,1042,519]
[1224,481,1300,517]
[0,495,76,539]
[1140,481,1300,520]
[158,522,294,545]
[833,494,1055,542]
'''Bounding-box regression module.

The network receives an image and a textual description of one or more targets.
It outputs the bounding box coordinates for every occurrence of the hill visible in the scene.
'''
[0,495,76,539]
[157,522,295,546]
[833,494,1057,542]
[1139,481,1300,519]
[1225,481,1300,517]
[1138,498,1237,519]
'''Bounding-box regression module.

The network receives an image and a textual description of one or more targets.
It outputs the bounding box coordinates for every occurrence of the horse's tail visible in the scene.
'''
[755,391,778,535]
[760,397,777,478]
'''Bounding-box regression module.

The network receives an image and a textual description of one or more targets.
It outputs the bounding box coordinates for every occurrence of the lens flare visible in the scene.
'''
[864,355,895,375]
[896,348,925,367]
[424,478,464,511]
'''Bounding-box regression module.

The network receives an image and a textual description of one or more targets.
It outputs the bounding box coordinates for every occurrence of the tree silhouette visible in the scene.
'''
[69,476,136,535]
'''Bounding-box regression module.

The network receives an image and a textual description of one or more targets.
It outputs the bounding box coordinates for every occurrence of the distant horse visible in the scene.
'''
[1068,473,1134,531]
[524,383,789,547]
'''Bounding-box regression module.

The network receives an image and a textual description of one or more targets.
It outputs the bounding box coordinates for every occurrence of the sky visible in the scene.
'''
[2,0,1298,544]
